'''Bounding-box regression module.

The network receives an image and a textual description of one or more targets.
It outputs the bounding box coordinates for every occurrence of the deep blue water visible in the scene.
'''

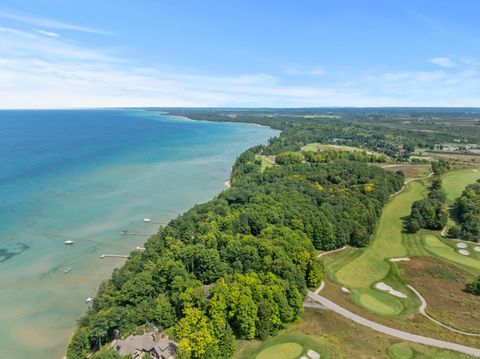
[0,109,277,358]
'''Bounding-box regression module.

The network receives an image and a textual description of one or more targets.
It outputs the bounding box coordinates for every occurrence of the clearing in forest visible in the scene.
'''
[301,143,373,153]
[380,164,431,181]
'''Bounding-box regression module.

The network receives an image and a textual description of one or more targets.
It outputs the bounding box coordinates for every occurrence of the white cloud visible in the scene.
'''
[429,57,455,68]
[35,29,60,38]
[0,26,36,38]
[0,10,110,35]
[0,23,479,108]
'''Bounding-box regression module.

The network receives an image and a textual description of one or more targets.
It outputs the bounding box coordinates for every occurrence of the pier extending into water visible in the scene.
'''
[100,254,129,259]
[120,231,152,236]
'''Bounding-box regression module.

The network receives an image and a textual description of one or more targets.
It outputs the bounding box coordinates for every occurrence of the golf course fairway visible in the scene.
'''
[335,180,427,288]
[256,343,303,359]
[442,168,480,204]
[423,235,480,274]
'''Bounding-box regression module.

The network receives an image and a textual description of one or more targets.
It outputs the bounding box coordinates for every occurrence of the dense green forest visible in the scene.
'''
[405,175,448,233]
[166,108,480,155]
[67,116,405,359]
[454,180,480,241]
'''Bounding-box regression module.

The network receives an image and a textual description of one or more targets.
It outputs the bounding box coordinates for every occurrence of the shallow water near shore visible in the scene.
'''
[0,109,277,358]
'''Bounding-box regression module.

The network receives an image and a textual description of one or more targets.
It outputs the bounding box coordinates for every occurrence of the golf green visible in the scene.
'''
[388,343,414,359]
[256,342,303,359]
[354,288,404,316]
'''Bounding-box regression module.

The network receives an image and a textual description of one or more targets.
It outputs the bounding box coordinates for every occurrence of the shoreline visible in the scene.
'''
[60,114,278,358]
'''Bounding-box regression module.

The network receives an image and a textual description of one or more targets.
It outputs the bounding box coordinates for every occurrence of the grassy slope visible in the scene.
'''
[443,168,480,204]
[301,143,365,152]
[254,154,275,172]
[381,164,431,181]
[233,309,474,359]
[423,235,480,275]
[399,257,480,334]
[255,342,303,359]
[323,180,428,316]
[334,180,427,288]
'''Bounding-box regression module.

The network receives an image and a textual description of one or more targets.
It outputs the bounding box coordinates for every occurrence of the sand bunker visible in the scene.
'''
[375,282,407,298]
[390,257,410,262]
[457,242,468,249]
[474,246,480,252]
[341,287,351,293]
[458,249,471,256]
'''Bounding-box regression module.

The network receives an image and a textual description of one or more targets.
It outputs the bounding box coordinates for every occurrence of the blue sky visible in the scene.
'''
[0,0,479,108]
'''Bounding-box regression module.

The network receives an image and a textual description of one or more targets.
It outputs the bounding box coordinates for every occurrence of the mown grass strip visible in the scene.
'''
[442,168,480,204]
[334,180,427,288]
[423,235,480,275]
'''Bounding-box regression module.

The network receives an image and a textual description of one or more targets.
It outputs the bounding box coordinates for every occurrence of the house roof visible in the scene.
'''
[115,332,177,358]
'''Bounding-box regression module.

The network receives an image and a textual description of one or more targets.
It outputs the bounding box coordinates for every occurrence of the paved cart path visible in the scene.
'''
[307,291,480,357]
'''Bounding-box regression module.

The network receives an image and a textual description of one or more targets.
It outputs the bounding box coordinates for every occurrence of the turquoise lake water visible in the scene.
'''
[0,109,277,358]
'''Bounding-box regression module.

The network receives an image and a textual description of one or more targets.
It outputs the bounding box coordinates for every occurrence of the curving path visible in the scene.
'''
[407,285,480,337]
[390,171,434,197]
[307,290,480,357]
[317,246,348,258]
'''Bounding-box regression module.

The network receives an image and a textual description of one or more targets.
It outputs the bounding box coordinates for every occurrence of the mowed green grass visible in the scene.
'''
[334,180,427,288]
[235,332,328,359]
[256,343,303,359]
[301,143,379,154]
[388,343,414,359]
[423,235,480,275]
[442,168,480,204]
[353,288,404,316]
[301,143,366,153]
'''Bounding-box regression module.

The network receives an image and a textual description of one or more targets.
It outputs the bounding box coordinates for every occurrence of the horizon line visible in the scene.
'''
[1,106,480,111]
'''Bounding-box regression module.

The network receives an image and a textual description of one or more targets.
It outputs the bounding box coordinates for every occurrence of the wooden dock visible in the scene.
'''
[120,231,151,236]
[100,254,129,259]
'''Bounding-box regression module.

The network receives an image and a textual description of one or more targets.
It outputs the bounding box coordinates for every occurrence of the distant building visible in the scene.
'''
[115,332,178,359]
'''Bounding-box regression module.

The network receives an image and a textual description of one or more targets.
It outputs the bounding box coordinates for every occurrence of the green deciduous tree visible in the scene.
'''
[176,308,216,359]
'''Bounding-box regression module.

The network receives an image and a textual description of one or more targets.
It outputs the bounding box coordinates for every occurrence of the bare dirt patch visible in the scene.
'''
[399,257,480,333]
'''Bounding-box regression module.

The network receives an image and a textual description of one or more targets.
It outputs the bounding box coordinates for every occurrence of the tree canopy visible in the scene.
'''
[67,119,404,359]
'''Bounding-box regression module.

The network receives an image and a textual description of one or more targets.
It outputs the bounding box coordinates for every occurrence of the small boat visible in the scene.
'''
[143,218,151,223]
[64,240,75,245]
[64,267,72,273]
[85,296,94,303]
[135,246,145,251]
[120,229,128,235]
